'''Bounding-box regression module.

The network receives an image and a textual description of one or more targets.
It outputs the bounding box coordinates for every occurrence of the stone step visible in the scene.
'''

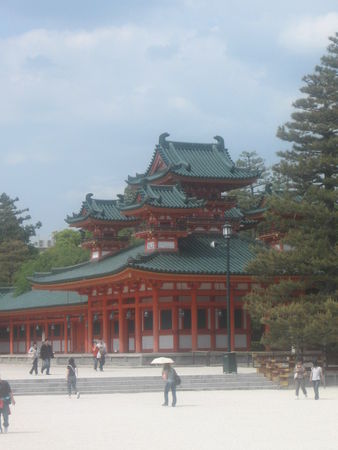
[8,374,279,395]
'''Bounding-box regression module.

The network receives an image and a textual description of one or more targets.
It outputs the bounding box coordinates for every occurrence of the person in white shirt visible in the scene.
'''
[28,342,39,375]
[310,361,324,400]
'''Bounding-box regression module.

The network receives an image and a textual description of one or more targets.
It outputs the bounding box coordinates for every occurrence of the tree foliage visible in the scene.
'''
[228,151,270,211]
[14,229,90,295]
[0,193,41,286]
[246,34,338,354]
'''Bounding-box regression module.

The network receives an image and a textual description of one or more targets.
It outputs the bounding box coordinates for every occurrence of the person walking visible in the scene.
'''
[92,340,99,371]
[41,339,54,375]
[40,340,48,374]
[98,339,107,372]
[310,360,324,400]
[162,363,178,407]
[294,360,307,399]
[28,342,39,375]
[66,358,80,399]
[0,374,16,434]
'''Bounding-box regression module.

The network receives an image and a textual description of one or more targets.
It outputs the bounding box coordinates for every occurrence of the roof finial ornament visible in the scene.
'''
[159,132,170,147]
[86,193,94,204]
[213,135,225,150]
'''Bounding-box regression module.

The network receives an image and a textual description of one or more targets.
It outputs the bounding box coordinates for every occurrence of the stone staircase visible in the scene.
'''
[9,373,279,396]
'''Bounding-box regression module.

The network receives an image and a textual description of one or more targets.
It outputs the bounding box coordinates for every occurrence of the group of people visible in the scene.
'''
[92,339,107,371]
[28,339,54,375]
[294,360,324,400]
[0,355,327,433]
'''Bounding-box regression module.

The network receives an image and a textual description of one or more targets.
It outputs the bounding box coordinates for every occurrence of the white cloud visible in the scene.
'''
[0,23,271,128]
[279,13,338,52]
[3,150,56,166]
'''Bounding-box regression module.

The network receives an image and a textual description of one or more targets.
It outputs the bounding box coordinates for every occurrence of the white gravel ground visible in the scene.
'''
[1,387,337,450]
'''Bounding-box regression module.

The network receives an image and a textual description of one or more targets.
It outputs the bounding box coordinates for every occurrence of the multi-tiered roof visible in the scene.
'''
[31,133,262,288]
[64,134,259,259]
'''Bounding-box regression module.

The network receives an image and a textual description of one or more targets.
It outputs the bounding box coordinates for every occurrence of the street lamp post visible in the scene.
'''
[211,222,237,373]
[223,222,232,353]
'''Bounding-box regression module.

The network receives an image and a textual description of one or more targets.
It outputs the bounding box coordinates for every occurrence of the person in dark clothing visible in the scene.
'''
[40,339,54,375]
[97,339,107,372]
[66,358,80,399]
[162,363,177,407]
[0,374,16,433]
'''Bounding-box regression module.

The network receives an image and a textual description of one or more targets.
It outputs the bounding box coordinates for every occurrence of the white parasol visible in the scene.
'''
[150,357,175,365]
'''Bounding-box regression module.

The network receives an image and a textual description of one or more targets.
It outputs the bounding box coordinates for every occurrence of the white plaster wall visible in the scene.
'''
[142,336,153,350]
[18,341,26,353]
[0,342,10,353]
[179,335,192,349]
[197,335,210,349]
[53,341,61,352]
[216,334,228,349]
[235,334,247,348]
[159,335,173,349]
[128,338,135,351]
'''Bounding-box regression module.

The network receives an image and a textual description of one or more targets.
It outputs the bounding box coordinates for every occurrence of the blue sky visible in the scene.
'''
[1,0,337,239]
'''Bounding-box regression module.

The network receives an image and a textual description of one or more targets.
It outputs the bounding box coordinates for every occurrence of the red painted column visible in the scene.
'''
[210,304,216,351]
[84,316,89,353]
[246,311,251,351]
[118,293,126,353]
[172,299,179,352]
[230,287,235,351]
[88,306,93,353]
[64,318,68,354]
[25,321,31,352]
[135,292,141,353]
[102,297,108,347]
[9,322,14,354]
[152,286,159,352]
[191,287,198,351]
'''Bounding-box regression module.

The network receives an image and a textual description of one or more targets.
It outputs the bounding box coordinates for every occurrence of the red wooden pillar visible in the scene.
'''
[246,311,251,351]
[210,303,216,350]
[9,321,14,354]
[118,293,126,353]
[135,293,141,353]
[25,321,31,352]
[64,318,68,353]
[102,297,108,347]
[152,286,159,352]
[191,287,198,351]
[88,307,93,353]
[172,299,179,352]
[230,287,235,351]
[84,316,89,353]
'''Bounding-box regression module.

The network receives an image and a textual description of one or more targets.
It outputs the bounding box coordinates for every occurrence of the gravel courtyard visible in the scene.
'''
[1,387,337,450]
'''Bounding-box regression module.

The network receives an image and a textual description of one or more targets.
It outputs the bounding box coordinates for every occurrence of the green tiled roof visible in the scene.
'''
[120,184,205,211]
[66,193,135,224]
[127,133,258,184]
[30,234,257,286]
[224,207,244,220]
[0,289,87,312]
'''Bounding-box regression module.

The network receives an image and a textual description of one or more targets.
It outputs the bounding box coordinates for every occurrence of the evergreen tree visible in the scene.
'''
[228,151,270,211]
[0,193,41,285]
[246,34,338,356]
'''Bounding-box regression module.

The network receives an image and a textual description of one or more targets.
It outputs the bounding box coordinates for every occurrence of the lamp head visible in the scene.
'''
[223,222,232,239]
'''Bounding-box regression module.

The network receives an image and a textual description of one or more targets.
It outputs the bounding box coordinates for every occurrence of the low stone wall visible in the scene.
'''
[0,351,253,367]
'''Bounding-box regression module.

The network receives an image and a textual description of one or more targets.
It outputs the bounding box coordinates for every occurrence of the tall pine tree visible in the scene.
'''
[0,193,41,286]
[246,34,338,358]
